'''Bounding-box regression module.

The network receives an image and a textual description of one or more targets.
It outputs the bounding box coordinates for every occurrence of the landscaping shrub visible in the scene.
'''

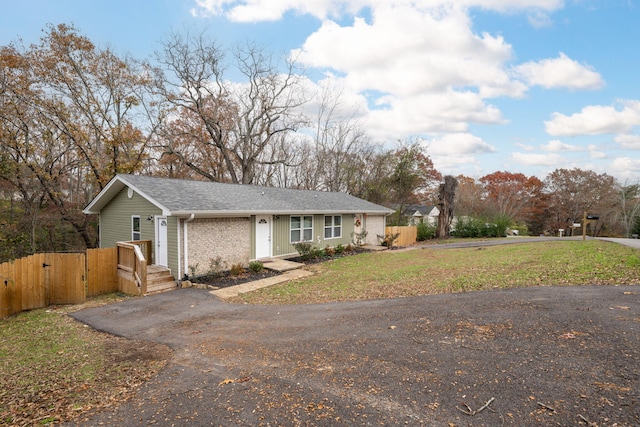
[416,222,436,241]
[230,263,244,276]
[248,260,264,273]
[453,217,497,238]
[208,256,227,278]
[494,214,513,238]
[378,232,400,247]
[351,230,368,246]
[294,242,323,261]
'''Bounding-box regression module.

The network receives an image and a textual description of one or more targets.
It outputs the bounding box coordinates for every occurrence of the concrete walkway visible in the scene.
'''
[210,257,310,299]
[259,258,304,272]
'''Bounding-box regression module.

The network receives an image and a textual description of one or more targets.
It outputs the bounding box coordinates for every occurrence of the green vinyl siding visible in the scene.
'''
[98,187,179,276]
[272,214,355,257]
[100,188,160,247]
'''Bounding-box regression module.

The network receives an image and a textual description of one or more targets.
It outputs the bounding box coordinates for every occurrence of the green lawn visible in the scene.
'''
[234,240,640,304]
[0,296,170,426]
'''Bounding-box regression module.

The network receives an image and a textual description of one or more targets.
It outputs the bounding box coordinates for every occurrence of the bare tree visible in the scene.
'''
[615,181,640,237]
[153,32,307,184]
[308,84,371,192]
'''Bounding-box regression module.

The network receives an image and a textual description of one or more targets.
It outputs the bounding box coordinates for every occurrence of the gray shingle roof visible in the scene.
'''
[84,174,394,216]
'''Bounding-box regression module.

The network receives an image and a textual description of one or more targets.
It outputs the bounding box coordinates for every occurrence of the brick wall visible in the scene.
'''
[187,218,251,276]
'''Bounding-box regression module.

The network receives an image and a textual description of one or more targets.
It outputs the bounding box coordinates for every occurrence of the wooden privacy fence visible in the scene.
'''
[86,247,118,297]
[0,248,119,320]
[385,226,418,247]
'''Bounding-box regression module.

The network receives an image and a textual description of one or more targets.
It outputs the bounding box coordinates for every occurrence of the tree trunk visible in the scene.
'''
[437,175,458,238]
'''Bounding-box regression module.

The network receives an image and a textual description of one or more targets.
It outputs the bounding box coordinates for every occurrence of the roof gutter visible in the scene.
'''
[171,209,395,218]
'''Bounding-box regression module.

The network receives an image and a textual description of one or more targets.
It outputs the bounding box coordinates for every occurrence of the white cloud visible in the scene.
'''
[545,100,640,136]
[423,133,496,156]
[527,10,553,28]
[365,90,504,138]
[514,142,536,151]
[513,52,604,90]
[588,147,607,159]
[433,155,480,175]
[511,152,563,166]
[541,139,582,152]
[293,4,525,100]
[190,0,370,20]
[614,134,640,150]
[191,0,564,21]
[611,157,640,180]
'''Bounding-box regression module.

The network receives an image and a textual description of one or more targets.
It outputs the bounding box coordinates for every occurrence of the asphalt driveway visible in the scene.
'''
[68,284,639,426]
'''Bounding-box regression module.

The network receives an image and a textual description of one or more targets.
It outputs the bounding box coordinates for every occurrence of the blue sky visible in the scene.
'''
[2,0,639,182]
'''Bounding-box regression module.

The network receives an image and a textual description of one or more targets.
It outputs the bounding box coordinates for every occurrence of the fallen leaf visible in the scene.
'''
[623,291,636,295]
[611,306,630,310]
[219,379,235,386]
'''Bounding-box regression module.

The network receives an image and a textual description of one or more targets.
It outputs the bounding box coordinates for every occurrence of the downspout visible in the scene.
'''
[183,214,195,280]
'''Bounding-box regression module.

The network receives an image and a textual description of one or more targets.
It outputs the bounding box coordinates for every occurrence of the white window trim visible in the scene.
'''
[290,215,314,243]
[324,215,342,239]
[132,215,141,241]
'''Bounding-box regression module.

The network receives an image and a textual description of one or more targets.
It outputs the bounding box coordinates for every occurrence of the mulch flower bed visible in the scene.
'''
[191,269,283,289]
[191,246,375,288]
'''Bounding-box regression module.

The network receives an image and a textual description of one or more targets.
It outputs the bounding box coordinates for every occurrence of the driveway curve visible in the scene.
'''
[68,284,639,426]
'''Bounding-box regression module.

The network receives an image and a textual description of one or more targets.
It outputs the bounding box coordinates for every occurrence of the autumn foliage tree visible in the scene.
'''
[454,175,486,218]
[386,142,441,224]
[0,24,154,255]
[544,168,617,236]
[479,171,545,221]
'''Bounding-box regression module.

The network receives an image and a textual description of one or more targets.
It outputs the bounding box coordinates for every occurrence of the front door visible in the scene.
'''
[255,215,272,259]
[155,216,168,267]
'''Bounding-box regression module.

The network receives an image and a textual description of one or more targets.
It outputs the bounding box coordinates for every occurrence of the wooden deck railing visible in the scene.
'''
[116,240,150,294]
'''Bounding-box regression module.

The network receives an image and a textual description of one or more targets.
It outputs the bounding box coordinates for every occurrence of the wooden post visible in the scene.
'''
[582,212,599,240]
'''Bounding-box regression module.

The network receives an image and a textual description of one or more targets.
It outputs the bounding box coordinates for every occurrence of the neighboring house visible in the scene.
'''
[392,204,440,226]
[83,174,393,280]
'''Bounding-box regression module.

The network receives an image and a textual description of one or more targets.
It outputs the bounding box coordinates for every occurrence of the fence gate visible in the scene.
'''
[0,253,86,319]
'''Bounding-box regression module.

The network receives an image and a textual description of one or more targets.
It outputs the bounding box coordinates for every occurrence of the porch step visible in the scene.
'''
[146,265,177,294]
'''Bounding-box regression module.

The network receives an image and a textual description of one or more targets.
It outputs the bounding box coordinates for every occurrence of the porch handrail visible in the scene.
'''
[121,239,152,263]
[117,241,148,293]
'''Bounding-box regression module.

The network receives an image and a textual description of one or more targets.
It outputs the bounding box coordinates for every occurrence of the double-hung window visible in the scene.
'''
[132,216,141,241]
[324,215,342,239]
[290,215,313,242]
